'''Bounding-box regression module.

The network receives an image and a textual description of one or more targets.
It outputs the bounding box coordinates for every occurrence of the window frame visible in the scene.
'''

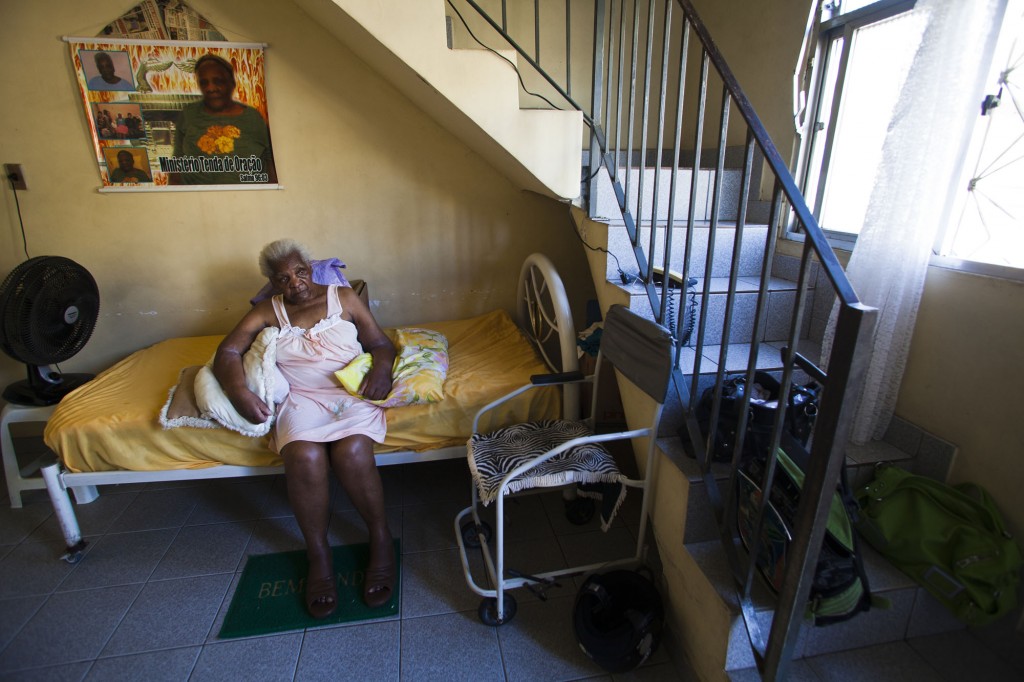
[790,0,1023,282]
[790,0,917,251]
[931,0,1023,282]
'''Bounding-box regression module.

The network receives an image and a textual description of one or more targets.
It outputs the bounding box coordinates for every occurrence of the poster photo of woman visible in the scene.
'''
[69,38,279,190]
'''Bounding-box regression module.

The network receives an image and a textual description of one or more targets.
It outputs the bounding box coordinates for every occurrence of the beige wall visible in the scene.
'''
[691,0,809,158]
[0,0,593,392]
[897,267,1024,540]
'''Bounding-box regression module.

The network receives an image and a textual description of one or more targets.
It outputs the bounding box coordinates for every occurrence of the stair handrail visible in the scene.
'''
[450,2,878,679]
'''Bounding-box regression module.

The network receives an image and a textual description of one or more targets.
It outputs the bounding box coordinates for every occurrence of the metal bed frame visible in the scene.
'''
[7,253,578,564]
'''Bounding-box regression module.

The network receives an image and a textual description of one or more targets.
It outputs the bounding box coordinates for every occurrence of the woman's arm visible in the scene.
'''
[213,301,276,424]
[339,287,395,401]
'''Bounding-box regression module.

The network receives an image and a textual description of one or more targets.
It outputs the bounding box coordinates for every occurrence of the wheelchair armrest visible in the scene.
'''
[530,370,586,385]
[472,372,591,433]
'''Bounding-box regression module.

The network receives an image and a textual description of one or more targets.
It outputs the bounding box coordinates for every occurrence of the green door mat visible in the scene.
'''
[219,540,400,638]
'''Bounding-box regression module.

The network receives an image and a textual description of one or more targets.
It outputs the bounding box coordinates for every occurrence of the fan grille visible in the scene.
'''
[0,256,100,366]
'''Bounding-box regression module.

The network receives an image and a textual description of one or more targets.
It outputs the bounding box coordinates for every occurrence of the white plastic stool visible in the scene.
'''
[1,402,98,508]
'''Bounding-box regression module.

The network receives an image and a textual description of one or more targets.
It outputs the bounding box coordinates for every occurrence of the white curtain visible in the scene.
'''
[823,0,1004,444]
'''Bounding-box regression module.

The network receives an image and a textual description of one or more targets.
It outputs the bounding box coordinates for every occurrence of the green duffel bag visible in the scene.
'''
[856,465,1023,627]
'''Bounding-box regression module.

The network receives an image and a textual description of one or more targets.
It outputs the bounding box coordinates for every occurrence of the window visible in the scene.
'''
[792,0,1022,276]
[793,0,923,247]
[938,3,1024,273]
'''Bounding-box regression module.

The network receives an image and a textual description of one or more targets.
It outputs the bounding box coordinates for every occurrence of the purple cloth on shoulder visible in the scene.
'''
[249,258,351,305]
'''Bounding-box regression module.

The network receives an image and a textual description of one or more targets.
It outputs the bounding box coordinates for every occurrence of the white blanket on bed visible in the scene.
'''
[160,327,288,437]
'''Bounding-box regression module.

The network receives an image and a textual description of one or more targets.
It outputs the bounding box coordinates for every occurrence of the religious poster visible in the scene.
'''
[67,37,278,190]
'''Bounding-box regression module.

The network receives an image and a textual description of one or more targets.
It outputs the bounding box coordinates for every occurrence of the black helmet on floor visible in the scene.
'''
[573,569,664,673]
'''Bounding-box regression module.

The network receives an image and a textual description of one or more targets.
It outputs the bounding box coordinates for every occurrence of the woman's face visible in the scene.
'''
[196,61,236,113]
[270,253,314,304]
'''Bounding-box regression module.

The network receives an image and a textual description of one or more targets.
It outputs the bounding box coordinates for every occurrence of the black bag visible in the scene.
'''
[693,371,819,463]
[736,431,874,626]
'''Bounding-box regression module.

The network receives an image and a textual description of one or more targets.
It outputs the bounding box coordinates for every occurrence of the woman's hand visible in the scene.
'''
[341,286,396,402]
[213,302,277,424]
[360,362,393,402]
[227,386,273,425]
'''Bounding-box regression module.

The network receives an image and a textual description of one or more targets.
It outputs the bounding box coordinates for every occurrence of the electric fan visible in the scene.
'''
[0,256,100,406]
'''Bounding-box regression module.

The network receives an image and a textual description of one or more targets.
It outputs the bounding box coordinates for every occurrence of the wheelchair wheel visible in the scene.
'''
[478,593,517,626]
[565,497,596,525]
[461,520,493,549]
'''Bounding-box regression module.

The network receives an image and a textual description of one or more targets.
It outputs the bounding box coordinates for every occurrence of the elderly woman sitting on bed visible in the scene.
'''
[214,238,396,619]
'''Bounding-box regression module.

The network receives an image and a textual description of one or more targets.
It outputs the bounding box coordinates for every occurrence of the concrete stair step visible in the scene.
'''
[683,534,968,672]
[658,433,965,671]
[619,280,820,348]
[605,221,772,281]
[662,437,916,547]
[591,166,762,224]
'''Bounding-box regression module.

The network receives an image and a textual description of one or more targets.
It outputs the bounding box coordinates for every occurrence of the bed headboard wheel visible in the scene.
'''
[517,253,579,420]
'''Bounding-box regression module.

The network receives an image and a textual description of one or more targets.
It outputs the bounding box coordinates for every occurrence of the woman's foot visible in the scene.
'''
[305,550,337,619]
[363,534,396,609]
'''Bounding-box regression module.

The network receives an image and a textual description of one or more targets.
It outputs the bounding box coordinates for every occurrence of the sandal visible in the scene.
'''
[305,574,338,619]
[363,551,396,609]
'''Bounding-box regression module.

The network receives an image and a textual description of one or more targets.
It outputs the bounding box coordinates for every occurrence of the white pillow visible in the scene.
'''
[160,326,288,437]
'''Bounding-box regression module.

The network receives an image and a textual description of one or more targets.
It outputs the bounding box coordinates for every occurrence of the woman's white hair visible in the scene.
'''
[259,239,313,277]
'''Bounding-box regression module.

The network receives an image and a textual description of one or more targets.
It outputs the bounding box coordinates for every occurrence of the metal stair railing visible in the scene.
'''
[449,1,878,678]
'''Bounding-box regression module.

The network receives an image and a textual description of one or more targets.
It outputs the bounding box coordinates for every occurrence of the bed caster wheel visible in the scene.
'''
[478,593,517,626]
[461,521,493,549]
[565,497,595,525]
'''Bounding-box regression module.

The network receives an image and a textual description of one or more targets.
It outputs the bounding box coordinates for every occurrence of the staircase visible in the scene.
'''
[294,0,971,679]
[581,195,967,675]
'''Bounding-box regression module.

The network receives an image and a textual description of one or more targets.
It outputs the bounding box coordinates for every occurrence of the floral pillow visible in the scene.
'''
[334,328,448,407]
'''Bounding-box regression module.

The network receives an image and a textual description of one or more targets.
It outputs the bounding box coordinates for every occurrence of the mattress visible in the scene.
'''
[43,309,559,472]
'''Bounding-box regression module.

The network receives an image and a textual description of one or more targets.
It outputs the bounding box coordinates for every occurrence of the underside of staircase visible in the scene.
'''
[290,0,583,201]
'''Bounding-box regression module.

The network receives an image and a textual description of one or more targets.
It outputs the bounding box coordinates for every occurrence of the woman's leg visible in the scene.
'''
[280,440,336,616]
[329,435,394,606]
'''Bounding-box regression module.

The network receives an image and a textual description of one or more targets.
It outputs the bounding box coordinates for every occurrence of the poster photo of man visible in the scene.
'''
[102,147,153,184]
[69,38,279,190]
[80,49,136,91]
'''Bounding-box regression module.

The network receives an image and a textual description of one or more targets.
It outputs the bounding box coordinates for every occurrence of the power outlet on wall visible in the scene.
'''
[4,164,27,191]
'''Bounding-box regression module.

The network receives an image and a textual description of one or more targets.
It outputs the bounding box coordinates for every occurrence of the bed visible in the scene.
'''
[36,253,581,562]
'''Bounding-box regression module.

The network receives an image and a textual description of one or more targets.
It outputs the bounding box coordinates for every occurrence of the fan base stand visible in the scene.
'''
[3,374,95,407]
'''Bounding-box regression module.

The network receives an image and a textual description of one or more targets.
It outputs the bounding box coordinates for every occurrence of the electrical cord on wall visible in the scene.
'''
[445,0,565,111]
[567,211,641,285]
[6,172,31,260]
[568,210,699,345]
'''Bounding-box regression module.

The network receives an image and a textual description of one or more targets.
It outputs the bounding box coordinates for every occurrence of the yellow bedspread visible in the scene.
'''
[43,309,559,472]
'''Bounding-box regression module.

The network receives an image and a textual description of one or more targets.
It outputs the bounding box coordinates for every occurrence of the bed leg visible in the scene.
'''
[71,485,99,504]
[40,463,87,564]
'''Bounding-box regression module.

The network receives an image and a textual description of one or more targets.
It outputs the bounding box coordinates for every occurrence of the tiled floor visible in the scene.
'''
[1,439,1022,681]
[0,449,685,681]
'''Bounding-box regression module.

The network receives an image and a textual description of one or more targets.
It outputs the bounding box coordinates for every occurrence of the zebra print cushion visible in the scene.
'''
[468,420,626,528]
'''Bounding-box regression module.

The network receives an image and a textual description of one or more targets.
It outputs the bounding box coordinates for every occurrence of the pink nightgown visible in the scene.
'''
[270,285,386,451]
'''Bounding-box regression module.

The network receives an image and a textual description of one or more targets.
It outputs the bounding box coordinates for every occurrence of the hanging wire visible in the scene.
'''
[567,211,639,284]
[6,173,31,260]
[446,0,564,111]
